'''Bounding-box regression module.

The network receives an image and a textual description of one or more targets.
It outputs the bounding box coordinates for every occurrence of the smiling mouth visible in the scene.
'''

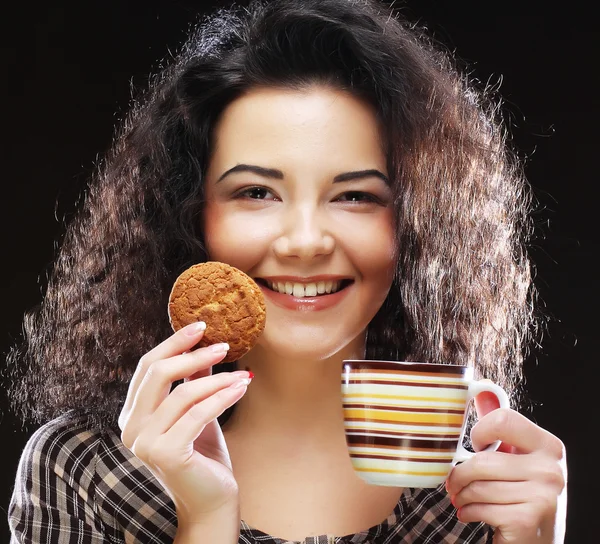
[254,279,354,298]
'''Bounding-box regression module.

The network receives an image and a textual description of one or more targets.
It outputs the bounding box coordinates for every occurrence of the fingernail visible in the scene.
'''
[231,378,251,388]
[184,321,206,336]
[445,480,449,493]
[450,495,457,507]
[232,370,255,379]
[209,342,230,353]
[456,507,462,521]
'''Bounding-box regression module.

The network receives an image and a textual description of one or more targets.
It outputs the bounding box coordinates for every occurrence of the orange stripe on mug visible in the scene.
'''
[355,467,450,477]
[343,393,465,404]
[343,409,464,425]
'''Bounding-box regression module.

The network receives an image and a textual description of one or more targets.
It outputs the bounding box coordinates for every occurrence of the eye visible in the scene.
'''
[334,191,382,204]
[234,186,278,200]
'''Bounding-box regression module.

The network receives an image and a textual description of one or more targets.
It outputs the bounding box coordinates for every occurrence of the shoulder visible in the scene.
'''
[17,408,176,504]
[13,411,178,542]
[17,411,105,472]
[13,411,118,506]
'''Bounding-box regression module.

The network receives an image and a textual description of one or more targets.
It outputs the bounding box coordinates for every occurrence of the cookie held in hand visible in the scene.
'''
[168,261,266,362]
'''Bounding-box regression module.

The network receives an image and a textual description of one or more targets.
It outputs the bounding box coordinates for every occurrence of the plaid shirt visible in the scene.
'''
[8,412,493,543]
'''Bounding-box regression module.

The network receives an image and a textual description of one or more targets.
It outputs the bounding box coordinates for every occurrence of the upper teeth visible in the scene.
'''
[266,280,342,297]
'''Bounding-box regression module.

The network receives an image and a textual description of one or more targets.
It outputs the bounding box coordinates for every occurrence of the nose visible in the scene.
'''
[273,204,335,260]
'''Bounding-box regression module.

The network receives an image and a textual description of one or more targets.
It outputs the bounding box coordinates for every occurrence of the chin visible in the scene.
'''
[254,325,365,363]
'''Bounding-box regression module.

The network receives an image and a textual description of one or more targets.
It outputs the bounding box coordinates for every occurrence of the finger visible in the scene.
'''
[121,343,230,443]
[447,449,564,499]
[451,480,535,509]
[142,371,251,438]
[473,391,513,453]
[135,342,230,410]
[121,322,207,416]
[144,321,208,364]
[470,408,557,454]
[129,343,229,420]
[163,379,250,447]
[447,451,530,495]
[474,389,501,419]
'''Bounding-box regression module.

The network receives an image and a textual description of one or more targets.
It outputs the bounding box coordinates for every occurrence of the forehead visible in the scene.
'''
[207,86,387,175]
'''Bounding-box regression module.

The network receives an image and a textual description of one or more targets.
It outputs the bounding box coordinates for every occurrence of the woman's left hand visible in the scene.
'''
[445,392,567,544]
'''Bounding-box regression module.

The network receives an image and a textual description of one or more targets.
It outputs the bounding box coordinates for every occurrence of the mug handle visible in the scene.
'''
[453,379,510,463]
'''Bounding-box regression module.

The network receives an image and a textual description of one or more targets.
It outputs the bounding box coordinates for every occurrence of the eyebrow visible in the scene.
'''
[216,163,389,184]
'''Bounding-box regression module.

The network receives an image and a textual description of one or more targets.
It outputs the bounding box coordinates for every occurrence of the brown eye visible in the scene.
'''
[335,191,381,204]
[236,186,277,200]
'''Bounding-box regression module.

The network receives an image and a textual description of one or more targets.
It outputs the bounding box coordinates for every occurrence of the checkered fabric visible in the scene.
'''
[8,412,493,543]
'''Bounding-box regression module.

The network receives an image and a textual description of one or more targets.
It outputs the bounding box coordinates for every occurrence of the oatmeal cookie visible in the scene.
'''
[168,261,266,362]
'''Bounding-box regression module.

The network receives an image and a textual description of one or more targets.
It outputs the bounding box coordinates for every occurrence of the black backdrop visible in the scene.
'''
[1,1,596,541]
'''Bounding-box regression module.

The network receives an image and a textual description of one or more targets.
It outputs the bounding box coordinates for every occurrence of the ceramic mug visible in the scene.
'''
[341,360,509,488]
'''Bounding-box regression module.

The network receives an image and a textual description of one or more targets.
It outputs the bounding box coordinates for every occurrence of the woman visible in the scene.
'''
[7,0,566,542]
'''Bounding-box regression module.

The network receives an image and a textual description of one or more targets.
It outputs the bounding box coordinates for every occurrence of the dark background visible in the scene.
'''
[1,1,596,541]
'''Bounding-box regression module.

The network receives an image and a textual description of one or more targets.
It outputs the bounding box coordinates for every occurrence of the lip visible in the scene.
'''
[255,278,354,312]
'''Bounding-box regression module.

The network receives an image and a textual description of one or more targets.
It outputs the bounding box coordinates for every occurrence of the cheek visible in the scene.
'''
[202,202,274,271]
[338,210,397,282]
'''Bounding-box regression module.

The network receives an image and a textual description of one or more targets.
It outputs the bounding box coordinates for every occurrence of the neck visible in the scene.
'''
[223,338,365,444]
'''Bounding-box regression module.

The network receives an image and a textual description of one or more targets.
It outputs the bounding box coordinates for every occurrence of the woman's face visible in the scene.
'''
[203,86,396,360]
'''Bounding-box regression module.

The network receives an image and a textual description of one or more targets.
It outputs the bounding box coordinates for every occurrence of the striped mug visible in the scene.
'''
[341,360,509,488]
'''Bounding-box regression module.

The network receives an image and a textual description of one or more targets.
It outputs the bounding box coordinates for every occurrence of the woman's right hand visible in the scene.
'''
[118,321,251,525]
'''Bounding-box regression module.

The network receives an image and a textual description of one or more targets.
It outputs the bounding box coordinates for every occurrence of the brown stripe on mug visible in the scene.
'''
[342,379,468,389]
[346,434,460,450]
[348,442,459,453]
[343,360,470,376]
[349,453,456,463]
[345,371,465,380]
[345,429,462,439]
[346,427,460,441]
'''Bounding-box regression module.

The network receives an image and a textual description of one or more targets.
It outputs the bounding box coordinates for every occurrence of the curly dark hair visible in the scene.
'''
[5,0,536,430]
